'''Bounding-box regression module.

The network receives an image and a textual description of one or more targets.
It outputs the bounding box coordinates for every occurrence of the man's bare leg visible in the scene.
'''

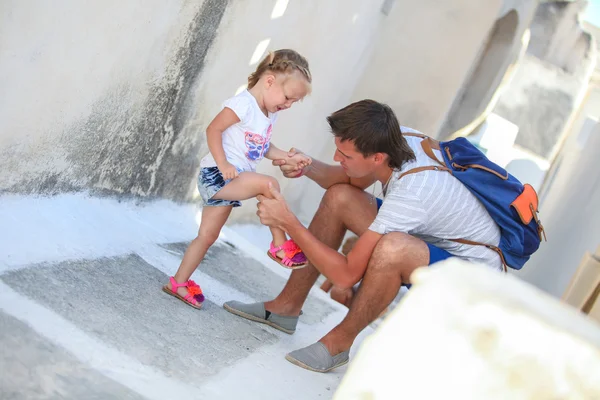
[264,184,378,316]
[319,232,430,355]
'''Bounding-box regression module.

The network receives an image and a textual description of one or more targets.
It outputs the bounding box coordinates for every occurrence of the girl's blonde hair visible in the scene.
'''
[247,49,312,90]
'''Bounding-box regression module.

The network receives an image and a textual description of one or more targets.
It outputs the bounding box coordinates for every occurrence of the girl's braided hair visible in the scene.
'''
[248,49,312,90]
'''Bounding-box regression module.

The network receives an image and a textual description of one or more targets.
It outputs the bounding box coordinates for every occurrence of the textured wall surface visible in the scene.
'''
[0,0,227,199]
[0,0,538,220]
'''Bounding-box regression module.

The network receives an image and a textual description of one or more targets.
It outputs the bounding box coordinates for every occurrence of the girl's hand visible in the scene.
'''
[288,153,312,172]
[218,162,239,180]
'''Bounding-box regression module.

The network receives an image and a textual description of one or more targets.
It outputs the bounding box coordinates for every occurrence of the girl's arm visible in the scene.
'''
[264,143,289,161]
[273,148,376,190]
[207,108,241,179]
[266,143,312,172]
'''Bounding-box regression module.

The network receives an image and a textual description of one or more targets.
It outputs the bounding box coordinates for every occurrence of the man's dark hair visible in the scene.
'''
[327,99,415,169]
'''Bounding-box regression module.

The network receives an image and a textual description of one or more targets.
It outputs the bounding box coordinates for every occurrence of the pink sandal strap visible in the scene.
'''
[168,276,186,291]
[167,277,204,305]
[268,240,307,266]
[184,293,195,302]
[269,242,284,255]
[281,257,293,266]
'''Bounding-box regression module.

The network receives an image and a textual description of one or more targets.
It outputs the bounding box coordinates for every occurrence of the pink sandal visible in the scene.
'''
[267,240,308,269]
[162,277,204,309]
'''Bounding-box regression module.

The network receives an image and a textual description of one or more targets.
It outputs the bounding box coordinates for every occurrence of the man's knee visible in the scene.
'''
[370,232,429,282]
[321,183,359,209]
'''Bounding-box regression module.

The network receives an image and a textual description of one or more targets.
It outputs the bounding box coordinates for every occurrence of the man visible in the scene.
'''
[223,100,502,373]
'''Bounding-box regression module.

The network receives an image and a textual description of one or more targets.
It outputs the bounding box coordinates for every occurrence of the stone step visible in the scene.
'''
[0,193,370,399]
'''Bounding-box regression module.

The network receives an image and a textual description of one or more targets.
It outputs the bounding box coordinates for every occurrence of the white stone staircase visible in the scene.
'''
[0,193,372,399]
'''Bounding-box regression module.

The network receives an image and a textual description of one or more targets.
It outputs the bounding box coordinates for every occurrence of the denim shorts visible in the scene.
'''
[198,166,244,207]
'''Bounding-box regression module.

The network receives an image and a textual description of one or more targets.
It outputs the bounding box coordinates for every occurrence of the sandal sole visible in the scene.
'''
[223,303,295,334]
[162,286,203,310]
[267,251,308,270]
[284,353,349,373]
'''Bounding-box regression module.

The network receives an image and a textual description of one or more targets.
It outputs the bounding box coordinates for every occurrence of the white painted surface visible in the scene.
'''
[517,118,600,298]
[0,0,539,226]
[0,193,368,399]
[335,260,600,399]
[0,281,208,400]
[0,0,197,182]
[478,113,519,166]
[286,0,538,223]
[463,113,549,191]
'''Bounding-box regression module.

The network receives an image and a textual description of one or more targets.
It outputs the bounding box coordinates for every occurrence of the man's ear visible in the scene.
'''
[373,153,388,166]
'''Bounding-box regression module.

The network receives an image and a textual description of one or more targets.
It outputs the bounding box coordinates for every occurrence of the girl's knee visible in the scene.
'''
[261,175,280,194]
[196,229,221,246]
[268,175,280,189]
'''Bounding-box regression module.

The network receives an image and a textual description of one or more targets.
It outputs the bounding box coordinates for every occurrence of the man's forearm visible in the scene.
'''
[303,160,350,189]
[283,215,355,287]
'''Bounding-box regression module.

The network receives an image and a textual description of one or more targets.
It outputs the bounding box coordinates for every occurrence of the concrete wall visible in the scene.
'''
[528,0,592,74]
[192,0,387,222]
[515,117,600,298]
[492,0,597,159]
[493,54,593,158]
[347,0,536,139]
[438,9,521,137]
[0,0,227,199]
[287,0,538,223]
[0,0,539,225]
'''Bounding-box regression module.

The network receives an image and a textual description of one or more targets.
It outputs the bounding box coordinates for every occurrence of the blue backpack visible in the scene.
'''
[402,133,546,272]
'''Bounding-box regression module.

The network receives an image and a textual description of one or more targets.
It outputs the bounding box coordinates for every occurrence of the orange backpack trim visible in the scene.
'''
[510,184,538,225]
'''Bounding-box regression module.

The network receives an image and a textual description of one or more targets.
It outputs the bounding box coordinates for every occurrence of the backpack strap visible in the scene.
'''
[400,165,509,273]
[450,238,508,273]
[401,131,428,139]
[402,132,445,166]
[398,165,451,179]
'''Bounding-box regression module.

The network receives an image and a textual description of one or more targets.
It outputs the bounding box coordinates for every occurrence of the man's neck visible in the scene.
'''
[375,166,394,186]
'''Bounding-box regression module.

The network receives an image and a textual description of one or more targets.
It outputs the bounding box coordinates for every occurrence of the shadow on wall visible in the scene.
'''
[0,0,228,201]
[439,9,520,138]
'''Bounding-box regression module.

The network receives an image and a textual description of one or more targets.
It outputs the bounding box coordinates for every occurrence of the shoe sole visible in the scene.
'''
[285,353,349,373]
[223,303,295,335]
[267,251,308,270]
[162,286,203,310]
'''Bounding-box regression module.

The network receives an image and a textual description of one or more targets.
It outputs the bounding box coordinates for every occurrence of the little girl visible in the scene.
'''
[162,49,313,309]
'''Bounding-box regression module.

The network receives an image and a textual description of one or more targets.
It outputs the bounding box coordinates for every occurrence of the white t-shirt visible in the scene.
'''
[200,90,279,172]
[368,128,503,271]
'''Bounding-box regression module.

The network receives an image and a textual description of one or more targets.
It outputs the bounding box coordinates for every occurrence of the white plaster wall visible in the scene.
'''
[437,0,539,139]
[515,118,600,298]
[349,0,503,137]
[197,0,387,223]
[335,260,600,399]
[0,0,203,193]
[0,0,542,227]
[348,0,537,139]
[285,0,538,224]
[560,82,600,158]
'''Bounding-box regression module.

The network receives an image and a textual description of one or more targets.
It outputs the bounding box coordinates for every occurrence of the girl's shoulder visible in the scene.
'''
[222,90,255,123]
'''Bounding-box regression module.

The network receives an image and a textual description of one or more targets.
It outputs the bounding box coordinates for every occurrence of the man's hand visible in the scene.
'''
[256,183,294,230]
[218,161,239,180]
[272,148,307,178]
